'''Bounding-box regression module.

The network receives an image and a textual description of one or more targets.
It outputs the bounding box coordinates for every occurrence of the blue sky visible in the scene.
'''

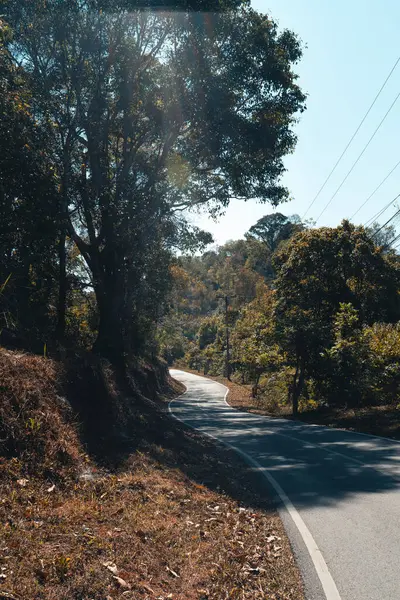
[193,0,400,245]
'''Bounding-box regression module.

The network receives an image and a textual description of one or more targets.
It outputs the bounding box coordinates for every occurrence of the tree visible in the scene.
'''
[364,322,400,405]
[273,221,400,413]
[246,213,304,252]
[323,303,369,407]
[366,221,397,251]
[4,1,306,363]
[231,285,283,396]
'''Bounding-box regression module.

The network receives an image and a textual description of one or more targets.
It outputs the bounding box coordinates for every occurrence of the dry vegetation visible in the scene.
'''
[0,349,303,600]
[0,350,83,480]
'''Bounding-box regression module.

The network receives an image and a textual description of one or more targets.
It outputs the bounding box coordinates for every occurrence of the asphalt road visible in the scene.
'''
[169,369,400,600]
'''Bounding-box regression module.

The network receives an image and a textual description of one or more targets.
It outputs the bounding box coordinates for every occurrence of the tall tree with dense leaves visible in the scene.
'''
[231,285,282,395]
[4,1,306,363]
[246,213,304,252]
[273,220,400,413]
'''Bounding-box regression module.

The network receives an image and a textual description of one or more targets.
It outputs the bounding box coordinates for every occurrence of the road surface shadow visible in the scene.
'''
[166,381,400,510]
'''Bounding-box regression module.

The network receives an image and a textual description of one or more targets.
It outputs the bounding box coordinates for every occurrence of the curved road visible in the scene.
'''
[169,369,400,600]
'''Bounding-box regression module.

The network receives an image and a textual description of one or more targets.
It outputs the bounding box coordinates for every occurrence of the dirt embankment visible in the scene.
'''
[0,350,303,600]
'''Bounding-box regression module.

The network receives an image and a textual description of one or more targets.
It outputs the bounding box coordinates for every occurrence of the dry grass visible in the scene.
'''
[0,453,302,600]
[0,350,304,600]
[0,350,83,480]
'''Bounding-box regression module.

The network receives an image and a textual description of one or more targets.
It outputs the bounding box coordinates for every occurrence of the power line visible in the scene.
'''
[315,89,400,223]
[350,158,400,221]
[302,55,400,219]
[372,207,400,238]
[387,232,400,247]
[364,192,400,227]
[381,230,400,251]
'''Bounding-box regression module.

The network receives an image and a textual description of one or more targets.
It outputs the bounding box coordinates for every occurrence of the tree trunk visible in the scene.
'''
[292,357,305,416]
[251,371,261,399]
[55,232,67,342]
[91,247,125,367]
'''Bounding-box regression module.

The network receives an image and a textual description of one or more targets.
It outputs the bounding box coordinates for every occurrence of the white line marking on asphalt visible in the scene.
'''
[171,371,397,472]
[168,391,342,600]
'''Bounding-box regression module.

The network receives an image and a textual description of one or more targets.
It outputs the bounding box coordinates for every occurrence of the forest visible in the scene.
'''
[159,214,400,416]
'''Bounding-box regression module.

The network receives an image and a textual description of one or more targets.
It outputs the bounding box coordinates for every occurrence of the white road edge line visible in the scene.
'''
[180,369,400,445]
[168,395,342,600]
[171,371,367,468]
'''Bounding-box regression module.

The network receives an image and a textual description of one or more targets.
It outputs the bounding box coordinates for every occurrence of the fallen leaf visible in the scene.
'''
[141,583,156,595]
[16,479,28,487]
[166,566,180,578]
[0,574,7,579]
[113,576,131,589]
[266,535,277,543]
[103,561,119,575]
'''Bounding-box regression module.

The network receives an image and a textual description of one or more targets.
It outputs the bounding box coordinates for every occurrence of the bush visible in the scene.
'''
[256,367,293,413]
[364,323,400,405]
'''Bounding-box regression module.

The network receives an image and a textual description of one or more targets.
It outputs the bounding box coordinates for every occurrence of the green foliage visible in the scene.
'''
[273,220,400,409]
[2,0,305,363]
[322,304,369,406]
[0,23,60,348]
[231,286,283,390]
[198,316,222,350]
[246,213,304,253]
[364,323,400,405]
[172,219,400,415]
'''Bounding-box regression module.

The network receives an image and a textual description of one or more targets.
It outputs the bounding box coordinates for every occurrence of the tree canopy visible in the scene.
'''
[246,212,304,252]
[166,218,400,415]
[2,1,306,363]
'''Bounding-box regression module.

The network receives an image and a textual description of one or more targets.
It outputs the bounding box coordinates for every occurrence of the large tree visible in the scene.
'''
[4,1,306,362]
[246,212,305,252]
[273,220,400,413]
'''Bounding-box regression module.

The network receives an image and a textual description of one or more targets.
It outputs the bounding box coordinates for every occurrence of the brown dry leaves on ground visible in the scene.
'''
[0,351,304,600]
[0,454,301,600]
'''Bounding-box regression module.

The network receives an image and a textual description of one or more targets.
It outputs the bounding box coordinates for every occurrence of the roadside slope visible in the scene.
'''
[0,349,303,600]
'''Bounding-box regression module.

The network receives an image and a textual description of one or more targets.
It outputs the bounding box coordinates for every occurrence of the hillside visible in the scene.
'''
[0,348,303,599]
